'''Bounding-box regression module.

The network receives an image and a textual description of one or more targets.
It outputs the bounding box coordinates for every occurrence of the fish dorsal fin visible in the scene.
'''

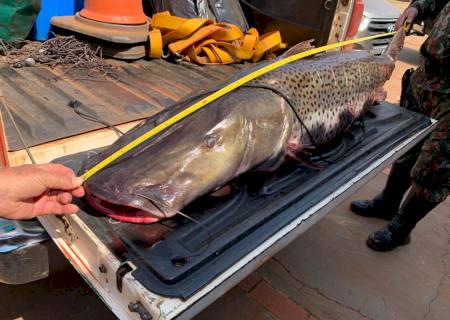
[280,39,315,58]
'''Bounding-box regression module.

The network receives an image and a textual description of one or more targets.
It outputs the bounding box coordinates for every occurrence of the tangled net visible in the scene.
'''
[0,35,114,78]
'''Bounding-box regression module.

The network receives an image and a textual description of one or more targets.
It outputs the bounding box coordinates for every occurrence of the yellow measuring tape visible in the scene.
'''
[81,31,396,181]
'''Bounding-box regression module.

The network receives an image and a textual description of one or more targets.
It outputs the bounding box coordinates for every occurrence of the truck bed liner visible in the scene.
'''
[0,59,243,151]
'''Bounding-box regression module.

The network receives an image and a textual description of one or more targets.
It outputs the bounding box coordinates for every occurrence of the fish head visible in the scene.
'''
[83,97,259,223]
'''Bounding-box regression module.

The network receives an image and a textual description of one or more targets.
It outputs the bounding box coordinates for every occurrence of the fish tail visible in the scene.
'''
[383,28,406,61]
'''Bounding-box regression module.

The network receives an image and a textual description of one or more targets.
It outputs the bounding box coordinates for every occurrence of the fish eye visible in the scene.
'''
[205,135,219,148]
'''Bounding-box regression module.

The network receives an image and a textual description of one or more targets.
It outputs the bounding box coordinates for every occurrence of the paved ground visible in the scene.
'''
[2,3,449,319]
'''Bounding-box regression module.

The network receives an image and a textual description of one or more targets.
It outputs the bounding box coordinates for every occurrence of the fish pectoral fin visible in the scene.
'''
[287,151,323,170]
[373,87,387,104]
[210,184,233,197]
[280,39,315,58]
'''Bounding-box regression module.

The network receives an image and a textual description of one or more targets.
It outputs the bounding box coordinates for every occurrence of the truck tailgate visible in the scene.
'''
[39,102,434,320]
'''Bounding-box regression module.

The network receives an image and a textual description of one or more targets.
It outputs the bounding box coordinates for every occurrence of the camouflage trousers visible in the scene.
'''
[394,69,450,203]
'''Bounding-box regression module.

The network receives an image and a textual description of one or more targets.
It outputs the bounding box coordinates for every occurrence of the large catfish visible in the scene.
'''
[81,30,405,223]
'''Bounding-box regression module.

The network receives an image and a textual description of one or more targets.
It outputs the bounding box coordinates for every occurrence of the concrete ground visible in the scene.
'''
[2,2,449,319]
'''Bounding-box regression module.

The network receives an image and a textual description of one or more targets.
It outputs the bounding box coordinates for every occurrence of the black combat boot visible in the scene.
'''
[366,188,439,251]
[350,161,413,220]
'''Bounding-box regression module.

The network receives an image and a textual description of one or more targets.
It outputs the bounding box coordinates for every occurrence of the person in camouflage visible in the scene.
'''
[351,0,449,251]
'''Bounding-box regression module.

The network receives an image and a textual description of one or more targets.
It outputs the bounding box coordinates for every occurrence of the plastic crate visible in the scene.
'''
[29,0,84,40]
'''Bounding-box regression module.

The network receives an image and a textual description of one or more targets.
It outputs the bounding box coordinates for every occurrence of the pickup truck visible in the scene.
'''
[0,1,435,319]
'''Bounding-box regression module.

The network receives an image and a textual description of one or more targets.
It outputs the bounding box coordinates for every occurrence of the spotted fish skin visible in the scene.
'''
[251,50,394,156]
[82,31,405,223]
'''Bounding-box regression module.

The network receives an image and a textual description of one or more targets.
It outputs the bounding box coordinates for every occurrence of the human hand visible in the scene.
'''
[0,164,85,220]
[395,6,419,31]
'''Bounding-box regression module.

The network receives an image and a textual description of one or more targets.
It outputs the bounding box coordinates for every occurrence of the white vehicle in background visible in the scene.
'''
[355,0,401,54]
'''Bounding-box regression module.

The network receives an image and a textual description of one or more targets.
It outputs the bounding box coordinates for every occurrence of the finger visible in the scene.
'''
[42,192,72,204]
[395,15,407,30]
[71,186,85,198]
[45,186,83,201]
[37,170,83,191]
[38,202,80,216]
[41,190,67,203]
[56,192,73,204]
[405,11,416,24]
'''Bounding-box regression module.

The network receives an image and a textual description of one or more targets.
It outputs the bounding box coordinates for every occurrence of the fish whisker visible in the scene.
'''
[133,192,212,255]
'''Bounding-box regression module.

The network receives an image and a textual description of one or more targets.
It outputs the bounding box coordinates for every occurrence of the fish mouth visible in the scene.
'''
[85,185,177,224]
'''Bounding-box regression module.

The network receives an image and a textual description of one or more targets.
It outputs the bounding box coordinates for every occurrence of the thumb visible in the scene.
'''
[405,7,419,26]
[395,15,407,30]
[37,170,83,191]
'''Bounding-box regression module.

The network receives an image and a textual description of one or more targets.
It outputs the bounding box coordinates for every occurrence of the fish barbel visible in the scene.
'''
[81,30,405,223]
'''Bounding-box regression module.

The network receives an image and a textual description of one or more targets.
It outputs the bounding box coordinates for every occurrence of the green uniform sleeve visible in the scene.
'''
[420,1,449,68]
[410,0,449,20]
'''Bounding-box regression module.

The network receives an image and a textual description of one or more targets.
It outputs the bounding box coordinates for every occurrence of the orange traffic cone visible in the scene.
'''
[51,0,149,59]
[80,0,147,25]
[51,0,150,59]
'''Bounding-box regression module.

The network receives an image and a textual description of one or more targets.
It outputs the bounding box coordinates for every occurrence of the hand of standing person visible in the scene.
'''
[395,6,419,30]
